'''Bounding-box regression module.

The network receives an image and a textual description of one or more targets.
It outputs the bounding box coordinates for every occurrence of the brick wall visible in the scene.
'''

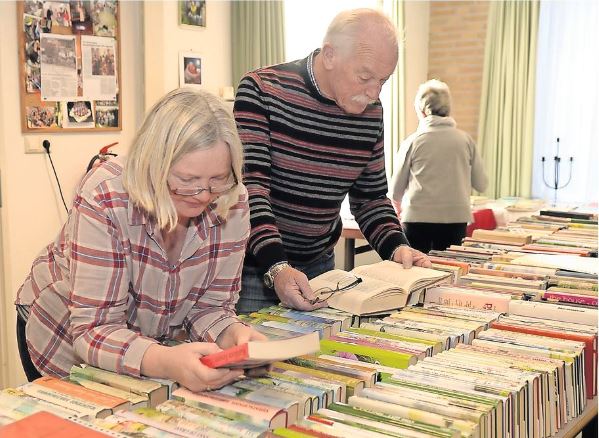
[427,1,489,142]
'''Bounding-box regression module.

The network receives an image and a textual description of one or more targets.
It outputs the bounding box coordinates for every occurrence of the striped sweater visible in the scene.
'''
[234,50,408,271]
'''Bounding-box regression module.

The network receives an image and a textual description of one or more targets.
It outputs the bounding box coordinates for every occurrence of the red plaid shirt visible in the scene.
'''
[16,158,249,377]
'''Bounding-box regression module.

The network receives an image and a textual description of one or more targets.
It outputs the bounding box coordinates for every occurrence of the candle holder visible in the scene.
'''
[541,137,573,206]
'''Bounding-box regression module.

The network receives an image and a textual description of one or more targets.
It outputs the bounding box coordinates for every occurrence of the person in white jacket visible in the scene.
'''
[389,79,488,253]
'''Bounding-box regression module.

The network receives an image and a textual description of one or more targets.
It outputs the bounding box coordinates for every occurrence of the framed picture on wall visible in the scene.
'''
[179,52,202,87]
[179,1,206,27]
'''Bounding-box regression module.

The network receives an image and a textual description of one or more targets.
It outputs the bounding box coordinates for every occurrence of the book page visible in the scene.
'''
[309,269,400,296]
[352,261,449,291]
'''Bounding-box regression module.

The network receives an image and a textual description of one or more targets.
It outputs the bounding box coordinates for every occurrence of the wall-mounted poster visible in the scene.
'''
[179,1,206,27]
[17,0,122,132]
[179,52,202,87]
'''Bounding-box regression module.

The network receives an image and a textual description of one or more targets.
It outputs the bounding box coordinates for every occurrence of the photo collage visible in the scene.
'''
[21,0,120,130]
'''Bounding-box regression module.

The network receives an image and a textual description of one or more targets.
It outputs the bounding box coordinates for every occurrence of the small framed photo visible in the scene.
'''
[179,52,202,87]
[179,0,206,28]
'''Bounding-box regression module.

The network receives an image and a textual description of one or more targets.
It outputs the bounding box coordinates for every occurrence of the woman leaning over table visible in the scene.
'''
[15,89,266,392]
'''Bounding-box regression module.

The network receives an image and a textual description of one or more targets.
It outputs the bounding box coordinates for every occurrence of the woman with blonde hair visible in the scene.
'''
[16,89,265,391]
[389,79,488,253]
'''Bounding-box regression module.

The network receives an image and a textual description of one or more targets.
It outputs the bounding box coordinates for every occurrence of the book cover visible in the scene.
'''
[424,285,512,313]
[200,331,320,369]
[172,387,288,429]
[490,320,597,399]
[69,365,168,408]
[20,382,112,419]
[0,411,123,437]
[156,399,268,437]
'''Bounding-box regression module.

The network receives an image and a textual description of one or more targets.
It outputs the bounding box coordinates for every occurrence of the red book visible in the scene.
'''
[200,331,320,369]
[0,411,110,437]
[490,321,597,399]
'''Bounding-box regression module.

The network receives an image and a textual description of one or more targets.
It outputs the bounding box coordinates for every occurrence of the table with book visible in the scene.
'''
[1,209,597,438]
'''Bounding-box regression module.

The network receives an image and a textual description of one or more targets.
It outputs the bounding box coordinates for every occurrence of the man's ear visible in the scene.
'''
[321,43,336,71]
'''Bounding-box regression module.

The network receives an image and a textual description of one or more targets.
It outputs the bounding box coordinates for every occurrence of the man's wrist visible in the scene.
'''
[389,244,409,261]
[263,261,291,288]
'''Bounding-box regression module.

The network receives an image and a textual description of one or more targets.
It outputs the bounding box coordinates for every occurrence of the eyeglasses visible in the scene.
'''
[168,171,238,197]
[309,275,362,305]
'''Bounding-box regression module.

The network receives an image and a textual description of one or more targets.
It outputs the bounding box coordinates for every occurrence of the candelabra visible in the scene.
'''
[541,138,573,206]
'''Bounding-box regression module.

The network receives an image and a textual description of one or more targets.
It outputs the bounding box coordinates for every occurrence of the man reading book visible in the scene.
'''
[234,8,431,313]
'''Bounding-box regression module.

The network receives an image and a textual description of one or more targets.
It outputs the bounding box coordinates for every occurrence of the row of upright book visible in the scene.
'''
[0,208,596,437]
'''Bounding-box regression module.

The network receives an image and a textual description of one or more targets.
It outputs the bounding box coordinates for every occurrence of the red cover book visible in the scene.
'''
[490,321,597,399]
[200,331,320,369]
[0,411,110,437]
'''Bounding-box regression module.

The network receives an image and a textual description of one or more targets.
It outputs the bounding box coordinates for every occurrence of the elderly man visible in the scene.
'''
[234,8,431,313]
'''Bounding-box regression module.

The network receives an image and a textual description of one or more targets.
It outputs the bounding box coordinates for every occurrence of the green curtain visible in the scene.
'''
[231,1,286,90]
[387,0,405,175]
[477,1,539,198]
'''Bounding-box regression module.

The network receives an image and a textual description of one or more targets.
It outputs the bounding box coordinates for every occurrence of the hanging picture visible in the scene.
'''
[179,0,206,27]
[179,52,202,87]
[17,0,122,132]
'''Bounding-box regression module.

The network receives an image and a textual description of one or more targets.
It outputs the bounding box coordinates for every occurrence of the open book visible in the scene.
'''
[200,331,320,369]
[309,261,451,315]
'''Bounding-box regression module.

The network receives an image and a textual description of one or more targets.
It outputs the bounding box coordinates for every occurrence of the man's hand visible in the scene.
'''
[392,245,432,268]
[273,266,328,311]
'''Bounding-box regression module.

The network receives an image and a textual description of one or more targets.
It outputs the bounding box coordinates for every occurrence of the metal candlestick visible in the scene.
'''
[541,137,573,206]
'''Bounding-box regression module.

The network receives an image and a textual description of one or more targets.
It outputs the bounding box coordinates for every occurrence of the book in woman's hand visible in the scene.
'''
[199,331,320,369]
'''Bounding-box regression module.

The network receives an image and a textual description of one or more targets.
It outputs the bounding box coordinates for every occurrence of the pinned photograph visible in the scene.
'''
[91,0,117,37]
[42,2,73,32]
[70,0,93,34]
[179,0,206,27]
[95,100,119,128]
[65,100,94,125]
[179,53,202,87]
[26,104,58,128]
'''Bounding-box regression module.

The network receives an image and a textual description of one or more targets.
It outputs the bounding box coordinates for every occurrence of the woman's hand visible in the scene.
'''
[216,322,267,349]
[141,342,243,393]
[216,322,272,377]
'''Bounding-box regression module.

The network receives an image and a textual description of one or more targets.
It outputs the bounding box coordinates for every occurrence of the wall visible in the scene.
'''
[143,1,232,111]
[0,1,145,387]
[427,1,489,141]
[404,1,431,134]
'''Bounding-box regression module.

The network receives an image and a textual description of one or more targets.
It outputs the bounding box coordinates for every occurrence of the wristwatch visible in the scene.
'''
[263,262,291,289]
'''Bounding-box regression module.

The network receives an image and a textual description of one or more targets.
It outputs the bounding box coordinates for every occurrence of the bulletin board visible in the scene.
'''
[17,0,122,133]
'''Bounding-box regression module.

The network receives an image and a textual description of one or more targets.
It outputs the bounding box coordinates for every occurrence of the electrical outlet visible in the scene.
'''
[24,138,46,154]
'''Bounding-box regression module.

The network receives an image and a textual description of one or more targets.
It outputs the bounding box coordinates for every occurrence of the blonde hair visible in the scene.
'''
[323,8,398,55]
[123,88,243,232]
[415,79,452,117]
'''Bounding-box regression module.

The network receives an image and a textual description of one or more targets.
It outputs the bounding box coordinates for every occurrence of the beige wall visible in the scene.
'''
[427,1,489,142]
[143,1,232,111]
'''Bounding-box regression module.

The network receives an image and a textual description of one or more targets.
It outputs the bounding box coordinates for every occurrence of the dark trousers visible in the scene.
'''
[402,222,467,254]
[16,313,42,381]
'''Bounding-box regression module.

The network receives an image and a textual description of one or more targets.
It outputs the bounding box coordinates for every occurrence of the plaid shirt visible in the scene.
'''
[16,158,249,378]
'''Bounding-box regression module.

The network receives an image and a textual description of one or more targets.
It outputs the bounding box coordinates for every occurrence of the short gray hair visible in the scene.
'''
[415,79,451,117]
[323,8,398,55]
[123,88,244,232]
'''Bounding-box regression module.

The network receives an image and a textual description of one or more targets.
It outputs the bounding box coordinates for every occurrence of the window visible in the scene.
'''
[532,0,599,205]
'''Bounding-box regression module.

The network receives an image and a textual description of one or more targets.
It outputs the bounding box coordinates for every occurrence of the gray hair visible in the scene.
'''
[415,79,451,117]
[323,8,398,55]
[122,88,244,232]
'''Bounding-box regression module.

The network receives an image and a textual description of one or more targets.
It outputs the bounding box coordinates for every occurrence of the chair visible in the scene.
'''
[466,208,497,237]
